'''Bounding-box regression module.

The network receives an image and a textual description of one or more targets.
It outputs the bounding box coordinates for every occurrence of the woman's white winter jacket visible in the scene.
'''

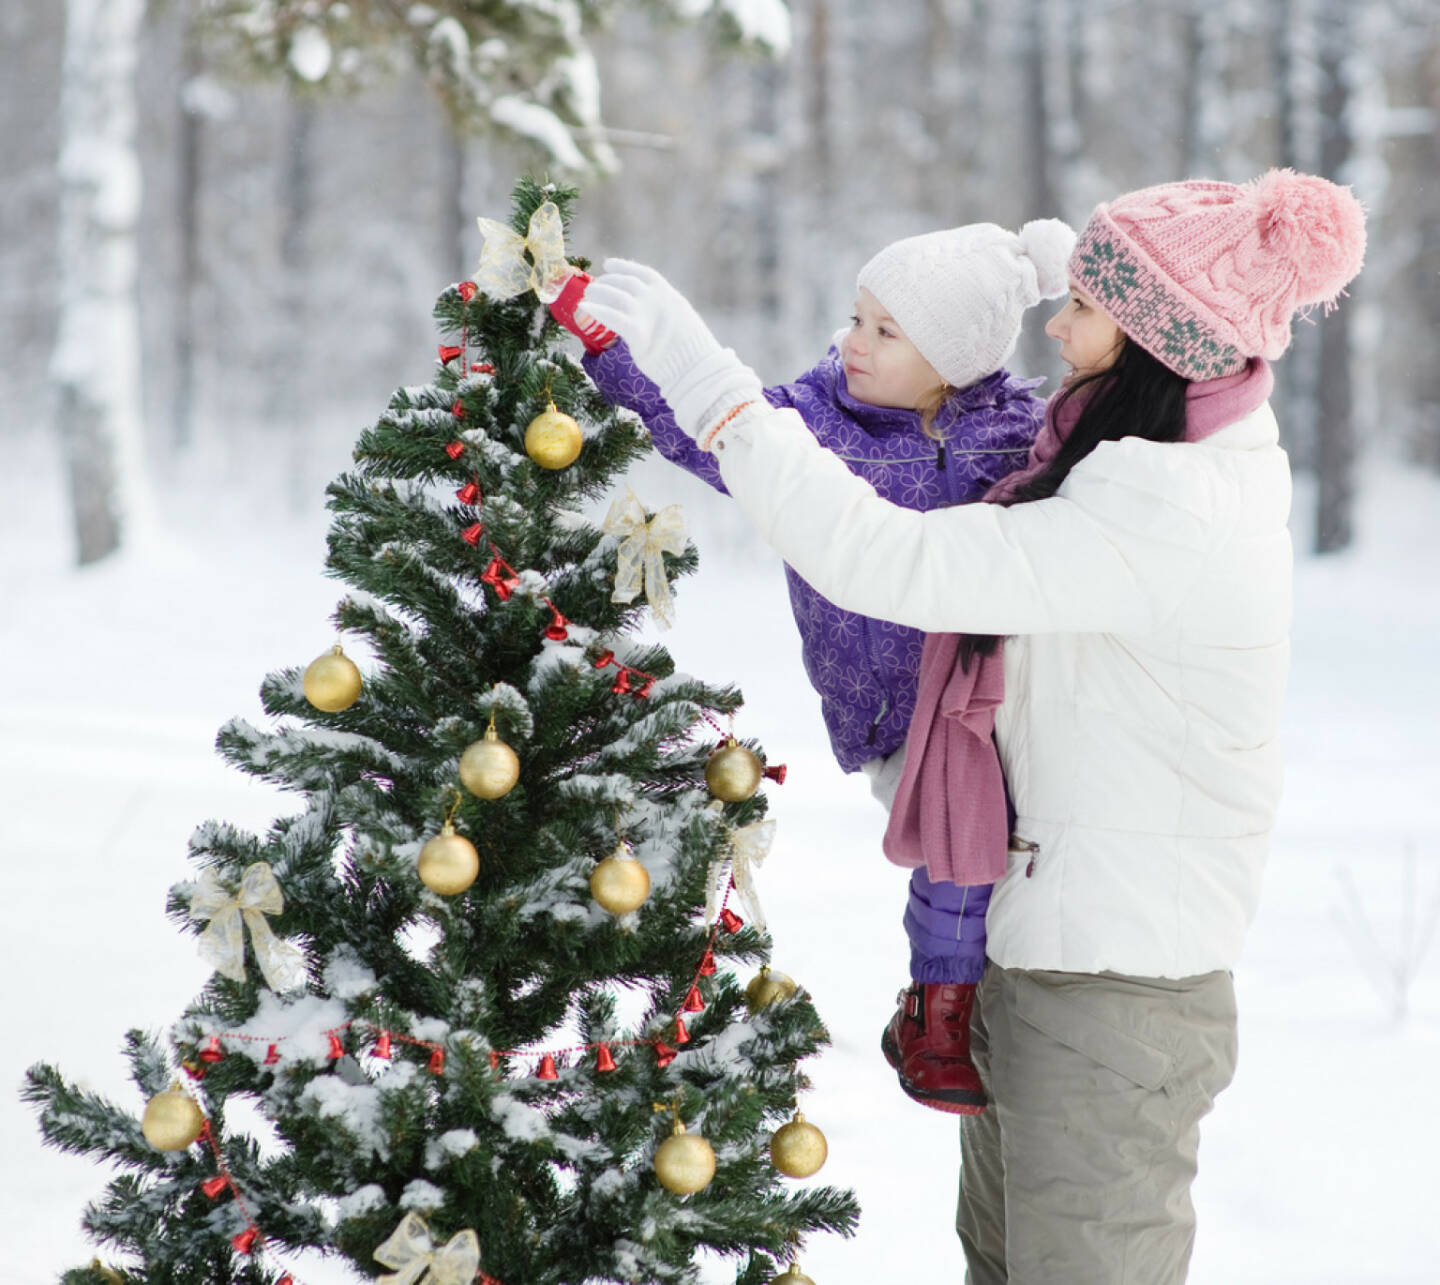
[713,401,1292,978]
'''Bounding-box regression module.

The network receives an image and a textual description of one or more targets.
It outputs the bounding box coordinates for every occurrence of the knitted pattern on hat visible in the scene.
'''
[1069,169,1367,380]
[857,219,1074,388]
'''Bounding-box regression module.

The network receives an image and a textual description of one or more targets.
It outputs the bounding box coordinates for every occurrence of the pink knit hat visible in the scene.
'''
[1068,169,1366,380]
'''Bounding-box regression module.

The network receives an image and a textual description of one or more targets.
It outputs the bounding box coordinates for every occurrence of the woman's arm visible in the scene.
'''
[712,406,1218,637]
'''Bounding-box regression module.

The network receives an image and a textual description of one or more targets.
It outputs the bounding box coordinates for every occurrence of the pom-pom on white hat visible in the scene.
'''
[856,219,1076,388]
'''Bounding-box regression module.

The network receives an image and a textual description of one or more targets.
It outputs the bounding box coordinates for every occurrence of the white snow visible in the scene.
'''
[489,95,589,173]
[5,435,1439,1284]
[288,25,334,83]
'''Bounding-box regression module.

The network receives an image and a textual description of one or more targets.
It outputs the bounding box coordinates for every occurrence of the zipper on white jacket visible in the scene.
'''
[1009,835,1040,877]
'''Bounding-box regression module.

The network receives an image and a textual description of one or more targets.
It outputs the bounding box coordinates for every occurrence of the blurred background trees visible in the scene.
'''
[3,0,1435,564]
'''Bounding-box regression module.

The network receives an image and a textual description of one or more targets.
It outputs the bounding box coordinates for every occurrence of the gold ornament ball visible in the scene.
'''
[141,1086,205,1152]
[303,645,363,712]
[459,725,521,799]
[770,1111,828,1178]
[745,965,799,1014]
[705,737,764,803]
[417,823,480,895]
[525,405,583,470]
[770,1265,816,1285]
[654,1122,716,1194]
[591,841,651,914]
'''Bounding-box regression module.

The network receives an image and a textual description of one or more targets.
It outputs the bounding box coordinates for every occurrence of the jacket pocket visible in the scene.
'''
[1013,974,1173,1091]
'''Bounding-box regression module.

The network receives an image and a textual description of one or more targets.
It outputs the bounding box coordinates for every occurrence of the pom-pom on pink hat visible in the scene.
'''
[1068,169,1366,381]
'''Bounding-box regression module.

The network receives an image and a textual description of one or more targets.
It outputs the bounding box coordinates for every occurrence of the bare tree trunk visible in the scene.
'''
[441,129,468,275]
[1314,0,1354,554]
[803,0,834,336]
[1019,0,1059,376]
[53,0,154,565]
[1417,39,1440,471]
[173,31,202,451]
[1268,0,1309,456]
[269,90,316,510]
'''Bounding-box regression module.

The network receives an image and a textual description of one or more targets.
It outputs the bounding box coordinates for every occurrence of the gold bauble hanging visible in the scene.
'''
[417,822,480,895]
[705,737,763,803]
[459,723,521,799]
[524,402,583,470]
[141,1084,205,1151]
[770,1264,817,1285]
[745,965,799,1014]
[303,644,363,712]
[590,840,651,914]
[654,1120,716,1194]
[770,1111,828,1178]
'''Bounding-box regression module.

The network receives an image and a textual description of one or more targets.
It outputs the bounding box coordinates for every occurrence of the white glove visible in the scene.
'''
[860,747,908,813]
[582,258,764,443]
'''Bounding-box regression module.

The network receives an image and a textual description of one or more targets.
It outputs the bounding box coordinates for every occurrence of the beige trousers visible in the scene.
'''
[956,966,1238,1285]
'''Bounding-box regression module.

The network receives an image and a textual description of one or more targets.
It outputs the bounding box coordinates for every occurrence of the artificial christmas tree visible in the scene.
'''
[25,179,857,1285]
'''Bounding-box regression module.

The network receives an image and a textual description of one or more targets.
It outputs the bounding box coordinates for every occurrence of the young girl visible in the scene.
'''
[548,220,1075,1114]
[579,169,1366,1283]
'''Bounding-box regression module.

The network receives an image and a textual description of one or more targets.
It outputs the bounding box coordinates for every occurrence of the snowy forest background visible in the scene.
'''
[3,0,1439,562]
[4,1,1440,1283]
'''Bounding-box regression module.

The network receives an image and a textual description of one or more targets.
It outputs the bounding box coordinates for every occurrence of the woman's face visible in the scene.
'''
[1045,282,1125,384]
[841,288,945,409]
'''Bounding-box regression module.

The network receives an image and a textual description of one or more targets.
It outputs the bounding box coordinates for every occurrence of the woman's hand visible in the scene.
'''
[583,258,762,445]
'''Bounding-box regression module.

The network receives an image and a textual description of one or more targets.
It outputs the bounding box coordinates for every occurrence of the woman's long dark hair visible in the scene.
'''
[958,339,1190,670]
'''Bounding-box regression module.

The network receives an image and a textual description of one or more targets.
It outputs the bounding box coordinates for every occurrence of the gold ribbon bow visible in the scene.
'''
[602,485,687,630]
[374,1213,482,1285]
[189,862,307,993]
[706,819,775,931]
[474,201,570,304]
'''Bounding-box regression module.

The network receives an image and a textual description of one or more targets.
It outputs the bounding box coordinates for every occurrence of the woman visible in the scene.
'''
[581,170,1366,1283]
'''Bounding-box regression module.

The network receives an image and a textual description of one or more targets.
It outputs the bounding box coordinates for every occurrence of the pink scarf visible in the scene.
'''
[881,359,1275,885]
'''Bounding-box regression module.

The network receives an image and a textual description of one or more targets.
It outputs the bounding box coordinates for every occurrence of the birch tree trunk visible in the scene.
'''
[53,0,154,565]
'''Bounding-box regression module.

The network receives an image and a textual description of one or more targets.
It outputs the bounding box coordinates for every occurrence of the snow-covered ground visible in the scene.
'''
[4,429,1438,1284]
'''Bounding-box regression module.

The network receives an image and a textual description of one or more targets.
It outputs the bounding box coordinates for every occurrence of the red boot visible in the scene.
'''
[880,981,987,1115]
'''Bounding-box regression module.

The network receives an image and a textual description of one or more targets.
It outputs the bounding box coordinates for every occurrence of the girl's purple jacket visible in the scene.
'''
[584,341,1046,771]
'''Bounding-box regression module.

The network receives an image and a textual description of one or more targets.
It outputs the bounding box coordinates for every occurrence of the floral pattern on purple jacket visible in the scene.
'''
[583,340,1045,771]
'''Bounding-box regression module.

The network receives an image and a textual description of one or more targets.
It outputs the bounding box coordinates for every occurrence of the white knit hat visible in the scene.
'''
[856,219,1076,387]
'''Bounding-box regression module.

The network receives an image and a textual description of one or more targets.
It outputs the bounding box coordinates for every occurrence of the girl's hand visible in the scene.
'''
[584,258,763,445]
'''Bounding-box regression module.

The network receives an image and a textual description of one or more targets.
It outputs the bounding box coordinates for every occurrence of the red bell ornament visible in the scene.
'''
[327,1033,345,1059]
[683,985,705,1013]
[372,1031,392,1059]
[457,281,477,300]
[445,440,466,460]
[198,1035,224,1063]
[673,1017,690,1045]
[595,1044,617,1073]
[719,909,744,934]
[461,522,484,547]
[536,1054,559,1080]
[438,344,464,364]
[698,949,717,977]
[201,1175,229,1199]
[231,1227,259,1255]
[456,481,481,505]
[653,1041,678,1068]
[543,608,570,641]
[428,1047,446,1075]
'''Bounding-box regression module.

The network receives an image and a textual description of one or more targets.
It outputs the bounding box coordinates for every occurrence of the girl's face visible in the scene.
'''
[1045,282,1126,384]
[841,288,945,409]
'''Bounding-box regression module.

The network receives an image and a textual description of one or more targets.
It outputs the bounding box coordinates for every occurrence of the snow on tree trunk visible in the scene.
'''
[52,0,154,565]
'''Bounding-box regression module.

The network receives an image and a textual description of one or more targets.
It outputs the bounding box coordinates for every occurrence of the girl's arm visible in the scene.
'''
[711,405,1223,637]
[583,340,729,493]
